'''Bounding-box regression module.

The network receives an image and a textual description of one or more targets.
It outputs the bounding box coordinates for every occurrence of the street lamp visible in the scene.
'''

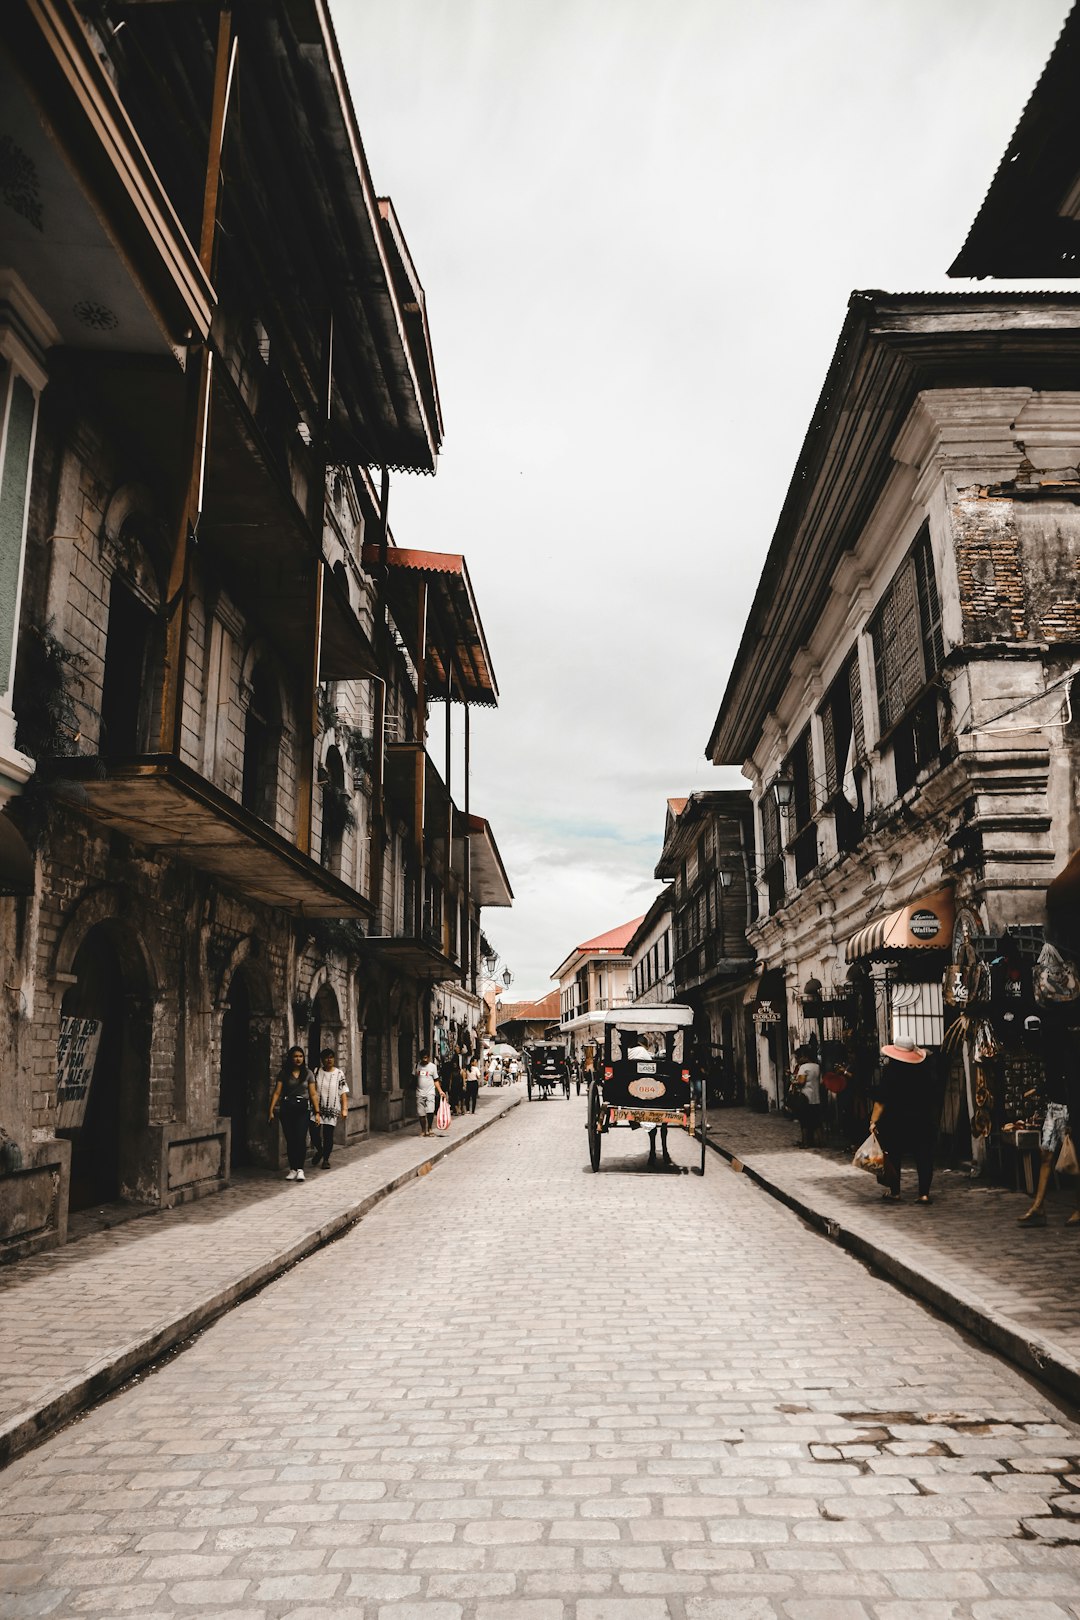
[771,776,794,812]
[502,967,513,990]
[717,867,733,890]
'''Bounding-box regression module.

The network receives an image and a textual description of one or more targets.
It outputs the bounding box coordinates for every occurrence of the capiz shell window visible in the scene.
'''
[891,980,944,1049]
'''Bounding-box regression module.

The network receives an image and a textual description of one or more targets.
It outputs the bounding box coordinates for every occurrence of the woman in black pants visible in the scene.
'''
[269,1046,321,1183]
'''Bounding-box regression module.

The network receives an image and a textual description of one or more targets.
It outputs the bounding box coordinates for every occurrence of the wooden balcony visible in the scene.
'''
[52,755,370,918]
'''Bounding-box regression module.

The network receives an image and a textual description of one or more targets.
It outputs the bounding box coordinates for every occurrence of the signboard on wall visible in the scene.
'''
[56,1016,102,1131]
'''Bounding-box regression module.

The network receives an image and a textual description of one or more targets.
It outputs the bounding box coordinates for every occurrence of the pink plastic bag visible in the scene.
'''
[435,1096,451,1132]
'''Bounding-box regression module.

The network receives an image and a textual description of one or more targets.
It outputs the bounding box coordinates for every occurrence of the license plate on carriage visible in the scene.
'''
[635,1062,656,1074]
[610,1107,686,1125]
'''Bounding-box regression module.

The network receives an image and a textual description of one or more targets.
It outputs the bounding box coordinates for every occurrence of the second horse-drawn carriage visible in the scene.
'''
[524,1041,571,1100]
[586,1006,705,1173]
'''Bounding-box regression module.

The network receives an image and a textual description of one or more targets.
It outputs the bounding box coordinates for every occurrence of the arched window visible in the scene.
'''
[242,661,281,823]
[321,744,349,875]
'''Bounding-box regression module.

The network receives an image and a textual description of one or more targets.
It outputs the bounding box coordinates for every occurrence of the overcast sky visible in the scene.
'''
[338,0,1070,999]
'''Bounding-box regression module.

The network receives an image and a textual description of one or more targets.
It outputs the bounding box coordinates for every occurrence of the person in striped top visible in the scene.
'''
[309,1048,349,1169]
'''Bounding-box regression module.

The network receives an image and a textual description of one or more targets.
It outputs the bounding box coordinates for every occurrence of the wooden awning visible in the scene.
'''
[53,756,370,918]
[362,936,459,980]
[363,545,497,707]
[845,888,953,962]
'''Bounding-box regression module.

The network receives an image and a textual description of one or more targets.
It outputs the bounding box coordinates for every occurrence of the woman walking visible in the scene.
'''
[269,1046,321,1182]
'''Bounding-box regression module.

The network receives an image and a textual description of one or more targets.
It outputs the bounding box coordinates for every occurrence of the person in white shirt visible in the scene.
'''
[627,1035,671,1168]
[415,1050,441,1137]
[310,1047,349,1168]
[790,1045,823,1147]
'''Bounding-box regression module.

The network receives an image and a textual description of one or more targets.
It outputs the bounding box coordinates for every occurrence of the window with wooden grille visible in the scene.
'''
[871,526,946,796]
[819,651,865,852]
[783,727,818,881]
[761,793,785,911]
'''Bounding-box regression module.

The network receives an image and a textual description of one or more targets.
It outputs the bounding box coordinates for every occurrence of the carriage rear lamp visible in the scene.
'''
[682,1068,690,1081]
[604,1066,613,1080]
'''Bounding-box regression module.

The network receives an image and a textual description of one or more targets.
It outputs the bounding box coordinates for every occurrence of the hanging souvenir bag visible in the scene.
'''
[1033,943,1080,1006]
[1057,1133,1080,1177]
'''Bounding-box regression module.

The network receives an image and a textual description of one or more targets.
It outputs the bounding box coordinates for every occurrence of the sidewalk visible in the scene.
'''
[0,1085,522,1467]
[705,1104,1080,1409]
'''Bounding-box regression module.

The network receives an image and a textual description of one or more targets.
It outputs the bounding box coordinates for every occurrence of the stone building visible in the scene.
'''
[706,292,1080,1150]
[0,0,510,1258]
[652,792,757,1101]
[628,889,675,1008]
[554,916,642,1066]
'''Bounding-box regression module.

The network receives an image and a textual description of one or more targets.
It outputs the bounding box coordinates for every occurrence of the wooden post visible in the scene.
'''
[463,702,472,992]
[414,578,427,937]
[444,660,452,957]
[296,557,323,856]
[161,7,233,756]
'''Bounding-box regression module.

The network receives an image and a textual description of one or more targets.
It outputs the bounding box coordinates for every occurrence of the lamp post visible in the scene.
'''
[772,776,794,812]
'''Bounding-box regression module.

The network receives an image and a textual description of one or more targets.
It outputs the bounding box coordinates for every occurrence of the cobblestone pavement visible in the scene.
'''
[3,1092,1080,1618]
[0,1087,521,1464]
[704,1106,1080,1401]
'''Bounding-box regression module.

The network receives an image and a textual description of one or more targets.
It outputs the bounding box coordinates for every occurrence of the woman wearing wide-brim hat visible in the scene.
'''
[869,1037,938,1204]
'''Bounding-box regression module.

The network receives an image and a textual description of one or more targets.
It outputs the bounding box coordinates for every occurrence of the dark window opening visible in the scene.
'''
[101,576,159,756]
[242,662,281,822]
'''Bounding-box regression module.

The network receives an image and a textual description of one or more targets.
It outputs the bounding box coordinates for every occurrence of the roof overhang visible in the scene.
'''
[949,8,1080,278]
[52,755,371,917]
[561,1005,695,1035]
[464,815,513,907]
[363,544,498,706]
[707,291,1080,765]
[2,0,213,354]
[845,888,954,962]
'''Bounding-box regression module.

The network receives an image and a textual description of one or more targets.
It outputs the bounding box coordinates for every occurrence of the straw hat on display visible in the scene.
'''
[881,1037,926,1064]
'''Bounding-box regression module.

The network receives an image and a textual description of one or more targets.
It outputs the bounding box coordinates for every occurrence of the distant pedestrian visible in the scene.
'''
[448,1047,465,1116]
[465,1056,481,1114]
[310,1047,349,1168]
[871,1038,939,1204]
[416,1050,441,1137]
[580,1048,594,1097]
[269,1046,321,1182]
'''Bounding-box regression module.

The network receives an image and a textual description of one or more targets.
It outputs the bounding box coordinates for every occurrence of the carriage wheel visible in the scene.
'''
[527,1074,533,1101]
[588,1081,602,1172]
[564,1077,571,1099]
[695,1100,707,1176]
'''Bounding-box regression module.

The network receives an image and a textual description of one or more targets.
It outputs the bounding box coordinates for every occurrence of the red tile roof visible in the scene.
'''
[498,990,560,1022]
[577,916,646,954]
[667,797,688,816]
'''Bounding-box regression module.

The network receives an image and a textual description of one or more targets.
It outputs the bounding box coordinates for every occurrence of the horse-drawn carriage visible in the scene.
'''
[524,1041,571,1100]
[586,1006,705,1173]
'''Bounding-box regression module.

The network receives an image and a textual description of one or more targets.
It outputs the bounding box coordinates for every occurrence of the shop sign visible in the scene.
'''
[909,909,942,942]
[56,1016,102,1132]
[754,1000,781,1026]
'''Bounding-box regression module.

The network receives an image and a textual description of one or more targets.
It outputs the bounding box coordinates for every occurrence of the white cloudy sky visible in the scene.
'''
[337,0,1069,998]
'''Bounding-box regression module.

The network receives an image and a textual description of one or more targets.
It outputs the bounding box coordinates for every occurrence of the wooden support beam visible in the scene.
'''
[414,577,427,936]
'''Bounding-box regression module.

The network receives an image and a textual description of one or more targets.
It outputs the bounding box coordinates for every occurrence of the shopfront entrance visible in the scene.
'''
[58,922,151,1211]
[218,960,273,1168]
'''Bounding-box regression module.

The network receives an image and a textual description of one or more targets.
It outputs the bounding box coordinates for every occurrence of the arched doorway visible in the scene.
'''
[58,924,149,1210]
[218,960,273,1168]
[307,981,342,1071]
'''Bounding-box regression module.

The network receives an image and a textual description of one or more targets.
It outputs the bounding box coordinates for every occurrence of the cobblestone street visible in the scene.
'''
[3,1093,1080,1618]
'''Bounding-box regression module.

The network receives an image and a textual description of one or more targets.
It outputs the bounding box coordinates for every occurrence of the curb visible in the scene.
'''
[0,1094,522,1470]
[705,1128,1080,1412]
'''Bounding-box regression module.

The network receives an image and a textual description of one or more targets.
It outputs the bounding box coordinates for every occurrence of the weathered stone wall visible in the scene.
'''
[953,494,1080,645]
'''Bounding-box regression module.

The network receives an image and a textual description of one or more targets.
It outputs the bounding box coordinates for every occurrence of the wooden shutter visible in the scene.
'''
[848,654,865,757]
[821,702,837,800]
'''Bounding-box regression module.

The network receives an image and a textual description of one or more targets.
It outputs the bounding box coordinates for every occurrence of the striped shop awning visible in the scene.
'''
[844,888,954,962]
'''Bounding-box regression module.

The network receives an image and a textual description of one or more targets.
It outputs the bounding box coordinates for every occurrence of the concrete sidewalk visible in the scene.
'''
[705,1104,1080,1410]
[0,1085,521,1467]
